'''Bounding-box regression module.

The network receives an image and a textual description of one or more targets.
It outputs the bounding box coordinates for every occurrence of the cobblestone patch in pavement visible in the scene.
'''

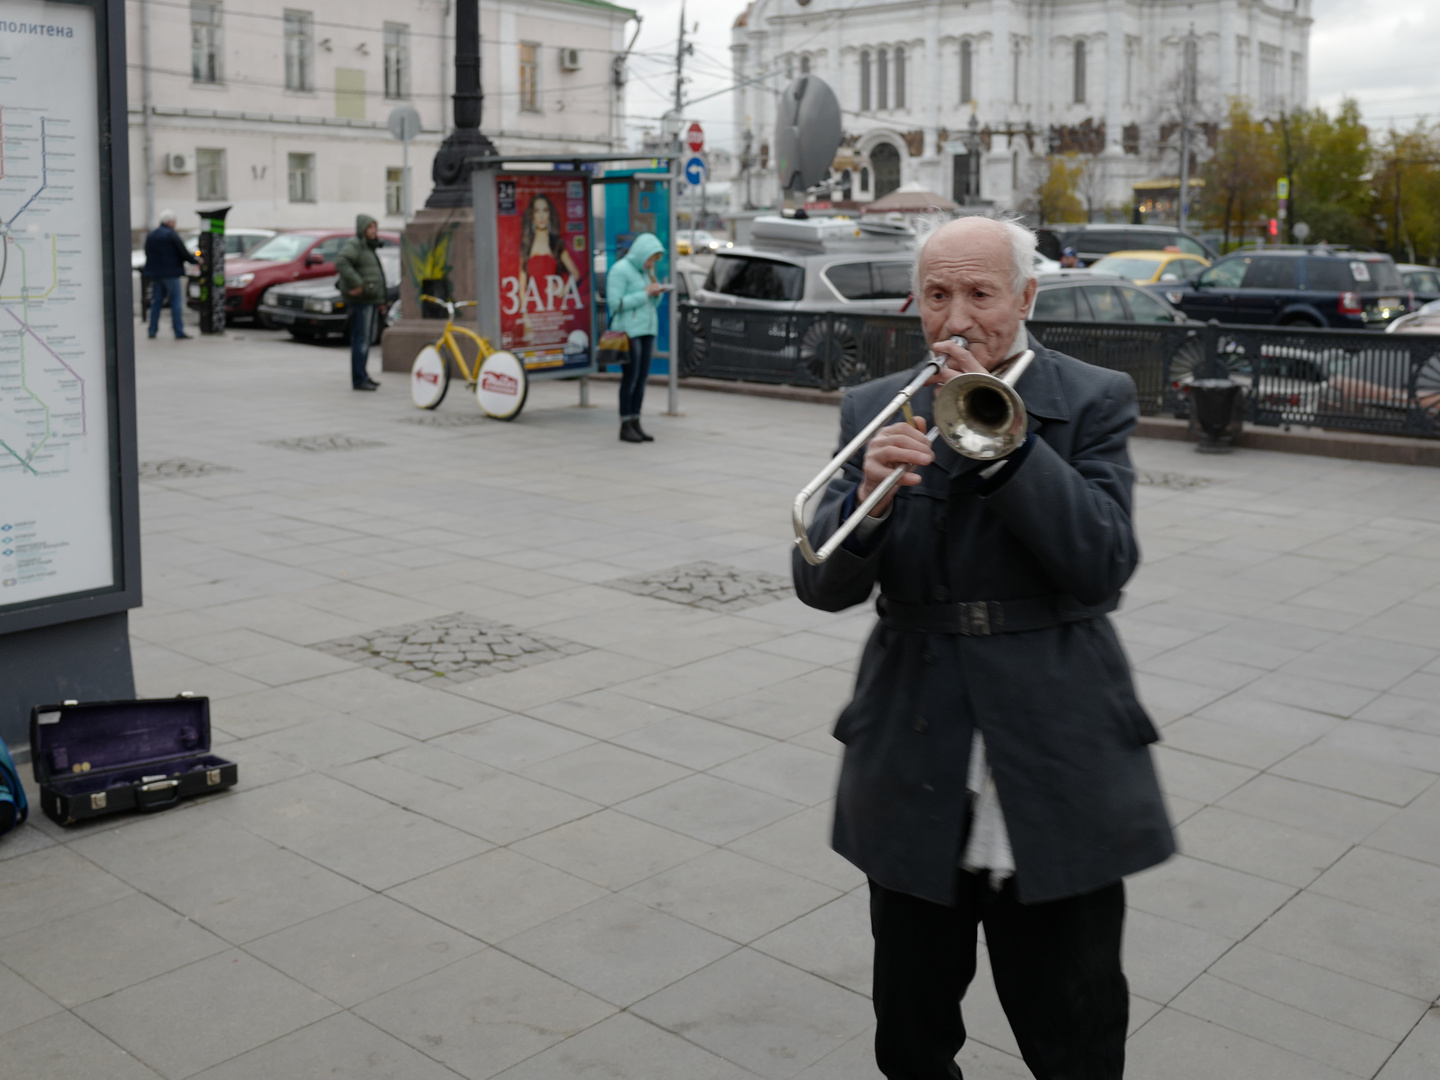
[608,561,794,612]
[397,411,489,428]
[1137,470,1213,490]
[312,612,589,683]
[138,458,238,480]
[262,433,388,452]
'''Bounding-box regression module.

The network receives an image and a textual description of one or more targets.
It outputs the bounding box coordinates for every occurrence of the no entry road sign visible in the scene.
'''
[686,122,704,154]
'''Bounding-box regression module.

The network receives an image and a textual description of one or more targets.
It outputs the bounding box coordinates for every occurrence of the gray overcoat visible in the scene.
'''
[793,335,1175,906]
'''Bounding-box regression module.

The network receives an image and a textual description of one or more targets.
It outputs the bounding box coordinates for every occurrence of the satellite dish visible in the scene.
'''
[774,76,842,193]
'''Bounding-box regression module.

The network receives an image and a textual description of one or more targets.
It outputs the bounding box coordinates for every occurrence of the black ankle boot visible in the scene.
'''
[619,419,644,443]
[633,419,655,442]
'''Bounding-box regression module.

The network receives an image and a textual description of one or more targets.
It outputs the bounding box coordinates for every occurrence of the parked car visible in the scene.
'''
[211,228,399,323]
[1385,297,1440,334]
[676,230,726,255]
[256,247,401,343]
[1029,270,1190,323]
[1036,224,1216,266]
[1163,247,1410,329]
[1087,249,1210,284]
[1397,263,1440,305]
[695,216,916,317]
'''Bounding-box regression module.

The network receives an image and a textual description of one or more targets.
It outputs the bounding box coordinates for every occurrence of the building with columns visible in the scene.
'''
[126,0,635,243]
[729,0,1312,216]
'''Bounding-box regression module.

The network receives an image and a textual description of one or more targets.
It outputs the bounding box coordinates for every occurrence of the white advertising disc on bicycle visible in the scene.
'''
[410,345,450,409]
[475,350,528,420]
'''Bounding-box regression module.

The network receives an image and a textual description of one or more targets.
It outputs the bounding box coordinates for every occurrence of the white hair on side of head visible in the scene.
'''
[910,209,1038,297]
[159,209,176,225]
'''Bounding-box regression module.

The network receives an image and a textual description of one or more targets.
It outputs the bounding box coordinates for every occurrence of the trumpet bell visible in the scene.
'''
[932,372,1028,460]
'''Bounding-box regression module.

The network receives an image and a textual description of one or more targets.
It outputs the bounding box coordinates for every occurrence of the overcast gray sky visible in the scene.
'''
[621,0,1440,153]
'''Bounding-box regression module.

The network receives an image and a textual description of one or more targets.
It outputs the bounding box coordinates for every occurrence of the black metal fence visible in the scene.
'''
[677,304,1440,440]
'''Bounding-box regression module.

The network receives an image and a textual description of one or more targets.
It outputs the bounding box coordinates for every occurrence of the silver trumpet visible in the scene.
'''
[792,337,1035,566]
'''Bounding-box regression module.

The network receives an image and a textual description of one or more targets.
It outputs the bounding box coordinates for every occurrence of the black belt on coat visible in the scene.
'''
[876,593,1116,636]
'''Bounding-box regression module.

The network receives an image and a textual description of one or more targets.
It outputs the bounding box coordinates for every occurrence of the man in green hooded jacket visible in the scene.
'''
[335,214,386,390]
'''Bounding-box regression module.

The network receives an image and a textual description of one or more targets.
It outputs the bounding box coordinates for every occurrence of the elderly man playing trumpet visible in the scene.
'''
[793,214,1174,1080]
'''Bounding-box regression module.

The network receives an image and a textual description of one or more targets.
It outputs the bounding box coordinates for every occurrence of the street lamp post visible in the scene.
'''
[426,0,497,208]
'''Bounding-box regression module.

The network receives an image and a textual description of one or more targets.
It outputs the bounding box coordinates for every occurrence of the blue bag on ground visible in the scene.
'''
[0,736,28,834]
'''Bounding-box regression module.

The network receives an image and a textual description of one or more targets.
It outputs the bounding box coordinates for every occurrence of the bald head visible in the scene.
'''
[912,214,1039,371]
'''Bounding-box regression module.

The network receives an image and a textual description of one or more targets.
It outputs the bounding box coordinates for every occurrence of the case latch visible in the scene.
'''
[206,769,222,786]
[90,792,107,810]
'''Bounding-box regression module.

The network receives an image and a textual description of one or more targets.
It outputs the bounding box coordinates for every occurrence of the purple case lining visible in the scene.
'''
[32,698,211,784]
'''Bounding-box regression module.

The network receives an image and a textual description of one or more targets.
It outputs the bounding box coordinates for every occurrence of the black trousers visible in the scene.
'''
[869,872,1128,1080]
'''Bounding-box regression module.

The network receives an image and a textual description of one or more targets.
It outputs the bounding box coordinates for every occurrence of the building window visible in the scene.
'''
[519,42,539,112]
[283,10,313,92]
[1013,43,1022,104]
[960,39,972,104]
[288,152,315,203]
[860,50,871,111]
[1125,39,1135,105]
[800,54,809,76]
[1290,50,1303,107]
[384,23,410,100]
[785,55,794,80]
[191,1,223,84]
[872,142,900,199]
[877,48,888,110]
[1259,43,1280,113]
[386,167,405,216]
[196,148,226,200]
[1073,40,1086,104]
[859,166,870,193]
[1182,35,1198,105]
[894,46,905,109]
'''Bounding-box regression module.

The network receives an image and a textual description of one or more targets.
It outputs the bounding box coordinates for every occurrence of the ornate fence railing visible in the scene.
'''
[677,304,1440,439]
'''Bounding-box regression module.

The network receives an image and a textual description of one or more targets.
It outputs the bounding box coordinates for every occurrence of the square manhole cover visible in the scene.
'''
[139,459,237,480]
[263,434,387,452]
[607,561,792,612]
[312,612,589,683]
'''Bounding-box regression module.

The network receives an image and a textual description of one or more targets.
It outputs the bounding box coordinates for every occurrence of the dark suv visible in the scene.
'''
[1163,248,1410,329]
[1036,224,1216,266]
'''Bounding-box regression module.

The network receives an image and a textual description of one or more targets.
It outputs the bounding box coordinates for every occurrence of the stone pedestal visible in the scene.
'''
[381,206,481,373]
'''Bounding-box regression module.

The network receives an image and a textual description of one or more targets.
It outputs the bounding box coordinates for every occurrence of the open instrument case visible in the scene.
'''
[29,694,237,825]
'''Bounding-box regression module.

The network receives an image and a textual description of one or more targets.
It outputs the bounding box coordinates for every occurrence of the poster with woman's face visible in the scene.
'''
[496,174,592,369]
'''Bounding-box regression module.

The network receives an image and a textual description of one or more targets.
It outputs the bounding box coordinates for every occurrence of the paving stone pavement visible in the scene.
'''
[2,328,1440,1079]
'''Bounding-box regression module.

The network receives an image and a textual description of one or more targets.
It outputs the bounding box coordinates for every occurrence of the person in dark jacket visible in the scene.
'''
[334,214,386,390]
[793,214,1174,1080]
[143,210,198,340]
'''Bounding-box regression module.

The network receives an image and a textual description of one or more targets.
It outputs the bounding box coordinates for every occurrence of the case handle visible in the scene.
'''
[137,779,180,811]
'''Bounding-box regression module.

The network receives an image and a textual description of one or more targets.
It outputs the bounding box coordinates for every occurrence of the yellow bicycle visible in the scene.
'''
[409,296,529,420]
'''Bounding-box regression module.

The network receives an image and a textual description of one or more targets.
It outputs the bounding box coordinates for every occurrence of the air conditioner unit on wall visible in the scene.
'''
[165,152,194,175]
[560,47,581,72]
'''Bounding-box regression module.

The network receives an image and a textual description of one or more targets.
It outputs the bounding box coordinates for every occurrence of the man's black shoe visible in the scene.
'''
[353,380,379,391]
[175,334,191,340]
[633,420,655,442]
[619,420,644,443]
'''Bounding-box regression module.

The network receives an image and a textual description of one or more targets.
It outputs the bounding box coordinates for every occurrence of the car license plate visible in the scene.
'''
[270,311,294,324]
[1379,297,1401,308]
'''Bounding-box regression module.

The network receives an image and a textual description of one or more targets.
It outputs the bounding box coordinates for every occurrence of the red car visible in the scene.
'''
[215,228,400,322]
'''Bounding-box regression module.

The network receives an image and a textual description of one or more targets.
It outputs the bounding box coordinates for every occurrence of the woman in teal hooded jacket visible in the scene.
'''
[605,232,666,442]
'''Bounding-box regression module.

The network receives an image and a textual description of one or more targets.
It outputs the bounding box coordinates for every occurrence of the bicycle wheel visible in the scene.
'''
[411,344,451,409]
[475,350,528,420]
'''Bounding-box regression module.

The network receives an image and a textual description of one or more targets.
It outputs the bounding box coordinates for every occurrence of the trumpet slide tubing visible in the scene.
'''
[792,344,1035,566]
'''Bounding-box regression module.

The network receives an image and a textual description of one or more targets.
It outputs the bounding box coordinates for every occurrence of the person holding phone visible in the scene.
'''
[606,232,667,443]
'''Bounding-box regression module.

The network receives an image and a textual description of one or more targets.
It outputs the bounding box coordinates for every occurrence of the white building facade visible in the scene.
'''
[127,0,636,242]
[730,0,1312,215]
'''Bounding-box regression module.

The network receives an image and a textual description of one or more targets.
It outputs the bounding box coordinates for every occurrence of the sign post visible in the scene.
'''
[388,104,423,220]
[0,0,141,748]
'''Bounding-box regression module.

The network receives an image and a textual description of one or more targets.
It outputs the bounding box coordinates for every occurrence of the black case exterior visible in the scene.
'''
[29,696,237,826]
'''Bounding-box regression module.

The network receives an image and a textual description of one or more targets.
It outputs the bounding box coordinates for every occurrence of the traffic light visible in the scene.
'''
[1268,218,1279,237]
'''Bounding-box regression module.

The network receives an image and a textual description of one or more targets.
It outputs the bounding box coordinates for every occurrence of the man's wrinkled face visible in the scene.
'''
[364,221,378,240]
[917,221,1037,371]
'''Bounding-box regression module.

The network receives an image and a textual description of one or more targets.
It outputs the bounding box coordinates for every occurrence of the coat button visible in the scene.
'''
[933,512,946,532]
[922,648,936,664]
[931,585,949,602]
[913,716,929,733]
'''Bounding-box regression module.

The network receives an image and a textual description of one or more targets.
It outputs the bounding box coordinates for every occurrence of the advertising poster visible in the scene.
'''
[495,173,593,372]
